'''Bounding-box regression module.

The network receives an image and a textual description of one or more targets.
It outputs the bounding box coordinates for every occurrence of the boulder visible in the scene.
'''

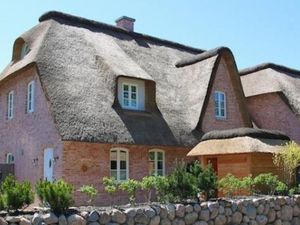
[184,212,198,225]
[231,212,242,224]
[275,219,283,225]
[215,215,226,225]
[210,208,219,219]
[43,213,58,224]
[6,216,22,223]
[150,216,160,225]
[58,215,67,225]
[0,217,7,225]
[166,204,175,220]
[88,210,100,222]
[20,218,31,225]
[32,213,43,225]
[145,207,156,219]
[67,214,86,225]
[256,215,268,225]
[175,204,185,218]
[160,218,171,225]
[135,213,150,225]
[185,205,194,214]
[111,209,127,224]
[125,208,137,218]
[267,209,276,223]
[293,205,300,217]
[199,209,210,222]
[193,222,208,225]
[160,206,168,219]
[99,211,111,224]
[172,219,185,225]
[193,204,201,213]
[292,217,300,225]
[281,205,293,221]
[246,205,257,220]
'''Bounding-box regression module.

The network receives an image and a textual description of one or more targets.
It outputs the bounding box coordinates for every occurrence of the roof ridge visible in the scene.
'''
[39,11,205,54]
[175,46,231,68]
[240,62,300,76]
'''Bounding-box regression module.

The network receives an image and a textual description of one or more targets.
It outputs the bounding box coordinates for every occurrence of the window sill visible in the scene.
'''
[121,109,152,117]
[215,116,227,121]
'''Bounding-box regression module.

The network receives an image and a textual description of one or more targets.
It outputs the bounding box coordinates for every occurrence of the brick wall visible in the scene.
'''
[62,141,194,206]
[0,66,63,184]
[201,58,246,132]
[246,92,300,143]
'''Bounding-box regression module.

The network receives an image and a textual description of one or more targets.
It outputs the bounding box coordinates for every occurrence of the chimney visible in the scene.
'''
[115,16,136,32]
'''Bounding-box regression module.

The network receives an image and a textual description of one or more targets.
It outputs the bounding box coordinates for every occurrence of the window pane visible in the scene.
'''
[157,161,163,170]
[120,171,127,180]
[110,160,117,170]
[120,160,127,170]
[149,152,155,161]
[214,92,219,101]
[131,100,137,107]
[157,152,163,160]
[220,93,225,101]
[215,107,219,117]
[131,93,136,100]
[220,102,225,109]
[221,109,225,117]
[123,85,129,91]
[131,86,136,92]
[123,99,129,106]
[110,151,117,160]
[123,92,129,99]
[110,170,117,179]
[120,151,127,160]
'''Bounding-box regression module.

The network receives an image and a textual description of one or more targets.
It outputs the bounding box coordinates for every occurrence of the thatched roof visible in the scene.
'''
[187,136,288,156]
[240,63,300,116]
[0,11,246,146]
[188,128,289,156]
[201,127,290,141]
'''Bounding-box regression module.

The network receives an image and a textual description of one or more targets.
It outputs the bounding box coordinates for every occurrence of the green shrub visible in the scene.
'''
[36,180,74,214]
[103,177,118,206]
[167,161,198,202]
[141,176,157,202]
[152,176,171,203]
[119,179,140,205]
[253,173,281,195]
[79,185,98,205]
[191,161,217,199]
[275,181,288,195]
[218,174,242,197]
[240,175,254,194]
[0,175,34,211]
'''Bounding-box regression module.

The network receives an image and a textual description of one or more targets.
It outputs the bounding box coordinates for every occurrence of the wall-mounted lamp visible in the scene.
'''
[32,158,38,166]
[53,156,59,164]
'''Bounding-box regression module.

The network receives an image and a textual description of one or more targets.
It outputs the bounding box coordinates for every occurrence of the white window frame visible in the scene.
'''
[121,83,138,110]
[110,148,129,182]
[6,153,14,164]
[148,149,165,176]
[214,91,226,119]
[27,80,35,113]
[7,91,14,119]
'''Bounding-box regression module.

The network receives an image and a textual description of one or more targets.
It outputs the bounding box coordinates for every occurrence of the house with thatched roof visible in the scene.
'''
[240,63,300,143]
[0,11,298,204]
[187,128,290,179]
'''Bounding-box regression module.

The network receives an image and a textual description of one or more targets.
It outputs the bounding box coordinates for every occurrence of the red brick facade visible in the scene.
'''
[201,59,247,132]
[62,141,193,205]
[0,66,63,183]
[246,93,300,143]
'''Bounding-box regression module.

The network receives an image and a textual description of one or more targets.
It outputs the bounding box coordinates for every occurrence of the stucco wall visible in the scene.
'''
[201,59,246,132]
[246,92,300,143]
[62,141,194,206]
[0,65,63,184]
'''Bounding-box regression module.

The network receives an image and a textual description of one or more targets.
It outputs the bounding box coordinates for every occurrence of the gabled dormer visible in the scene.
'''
[12,38,30,62]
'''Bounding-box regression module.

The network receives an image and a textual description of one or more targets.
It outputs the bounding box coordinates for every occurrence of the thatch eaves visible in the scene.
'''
[240,63,300,116]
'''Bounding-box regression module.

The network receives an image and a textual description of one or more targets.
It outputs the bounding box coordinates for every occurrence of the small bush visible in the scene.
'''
[253,173,281,195]
[167,161,198,202]
[240,175,254,194]
[218,174,242,197]
[0,175,34,211]
[275,181,288,195]
[191,161,217,199]
[36,180,74,214]
[119,179,140,205]
[141,176,157,202]
[79,185,98,205]
[103,177,118,206]
[152,176,170,203]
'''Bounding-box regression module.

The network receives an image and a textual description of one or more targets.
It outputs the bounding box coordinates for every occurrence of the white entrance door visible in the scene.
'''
[44,148,54,182]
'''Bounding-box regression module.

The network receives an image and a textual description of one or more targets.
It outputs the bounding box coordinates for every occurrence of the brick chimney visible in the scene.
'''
[115,16,136,32]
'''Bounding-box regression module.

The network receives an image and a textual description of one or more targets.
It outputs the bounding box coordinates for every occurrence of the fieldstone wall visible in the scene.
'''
[2,196,300,225]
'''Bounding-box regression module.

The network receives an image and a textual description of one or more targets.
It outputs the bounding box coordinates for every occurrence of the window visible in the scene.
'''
[110,148,129,182]
[214,91,226,119]
[27,81,35,113]
[20,43,30,59]
[148,150,165,176]
[6,153,14,164]
[122,83,138,109]
[7,91,14,119]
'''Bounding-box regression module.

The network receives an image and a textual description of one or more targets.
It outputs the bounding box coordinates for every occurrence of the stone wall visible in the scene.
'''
[2,196,300,225]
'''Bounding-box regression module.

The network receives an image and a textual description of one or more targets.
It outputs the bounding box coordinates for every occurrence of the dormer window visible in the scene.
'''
[20,43,30,59]
[122,83,138,109]
[214,91,226,119]
[118,77,145,110]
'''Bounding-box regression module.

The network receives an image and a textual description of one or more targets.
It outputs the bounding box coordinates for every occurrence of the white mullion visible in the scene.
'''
[117,150,120,181]
[128,85,132,108]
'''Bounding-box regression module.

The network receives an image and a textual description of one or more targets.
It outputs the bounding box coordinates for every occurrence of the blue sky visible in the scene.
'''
[0,0,299,71]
